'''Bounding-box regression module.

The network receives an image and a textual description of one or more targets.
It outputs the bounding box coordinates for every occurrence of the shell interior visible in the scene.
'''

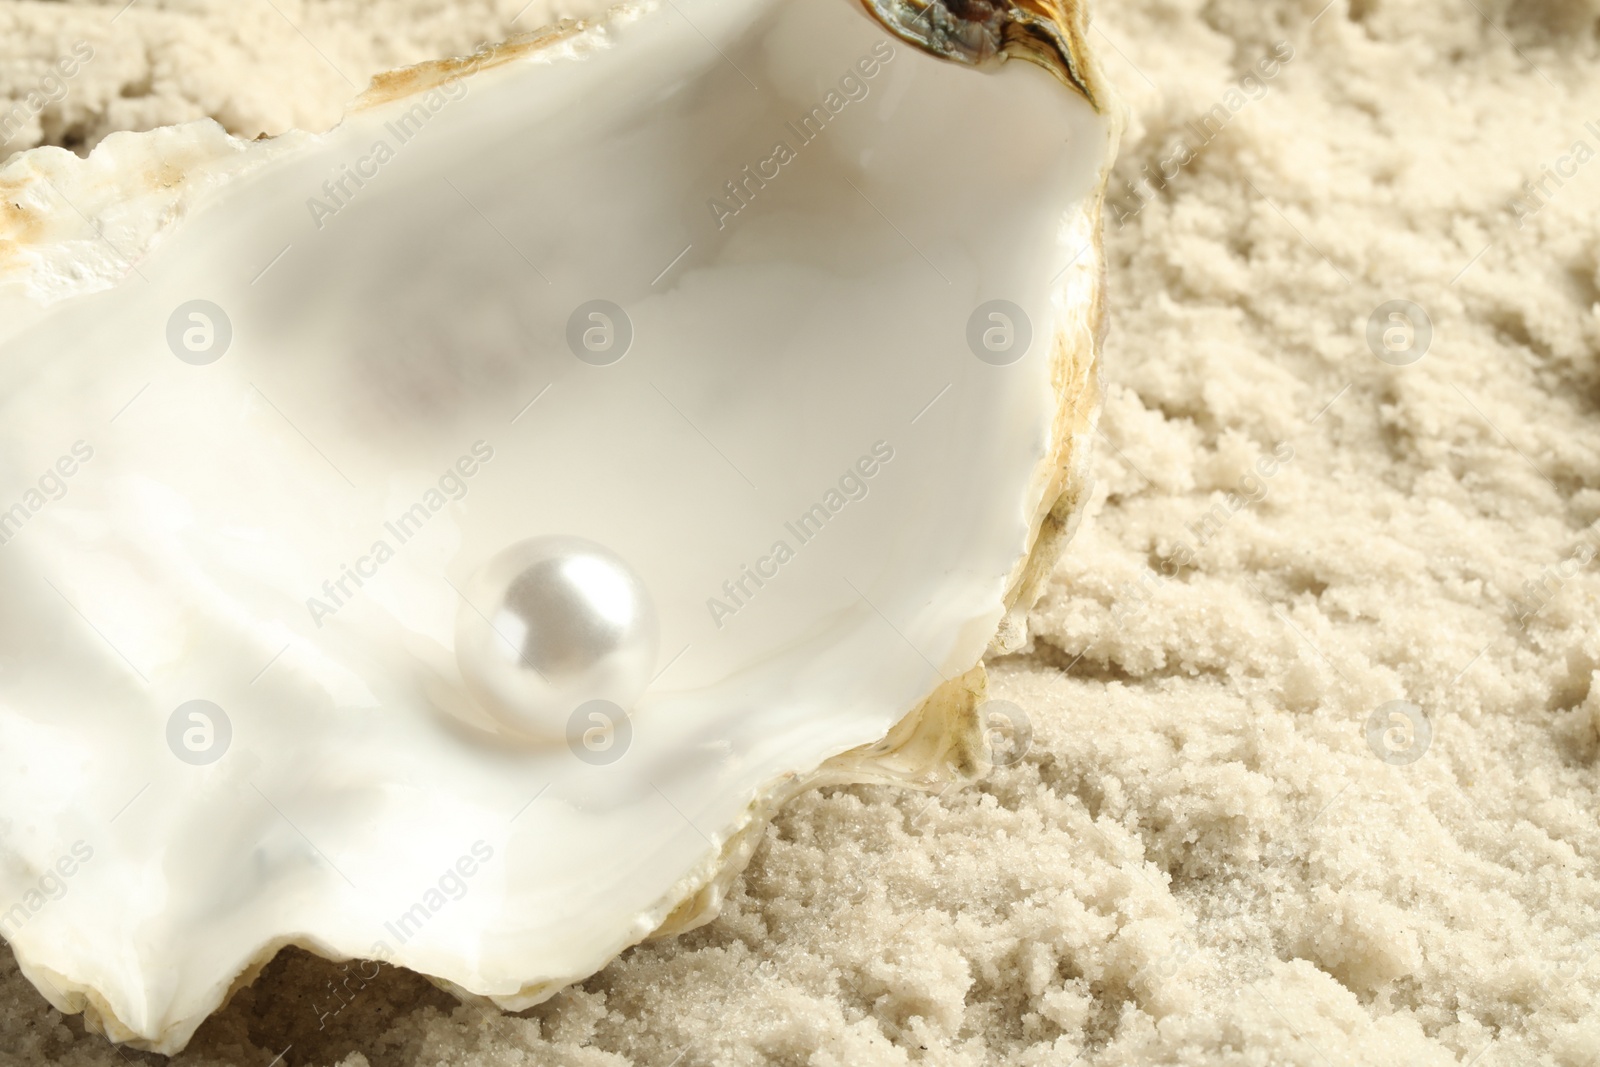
[0,0,1117,1051]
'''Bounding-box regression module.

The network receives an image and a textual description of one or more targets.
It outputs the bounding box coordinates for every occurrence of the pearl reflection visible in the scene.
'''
[455,536,659,741]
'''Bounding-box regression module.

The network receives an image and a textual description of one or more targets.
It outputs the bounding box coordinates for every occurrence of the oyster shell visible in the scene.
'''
[0,0,1117,1051]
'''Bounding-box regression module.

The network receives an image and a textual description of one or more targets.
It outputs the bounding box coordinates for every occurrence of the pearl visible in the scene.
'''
[455,536,659,741]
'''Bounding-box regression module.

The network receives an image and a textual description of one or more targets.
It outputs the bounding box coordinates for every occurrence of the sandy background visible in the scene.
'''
[4,0,1600,1064]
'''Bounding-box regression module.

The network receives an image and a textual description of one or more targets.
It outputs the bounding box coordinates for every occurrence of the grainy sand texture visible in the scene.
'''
[4,0,1600,1064]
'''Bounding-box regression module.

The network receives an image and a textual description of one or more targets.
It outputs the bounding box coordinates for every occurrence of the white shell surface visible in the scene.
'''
[0,0,1113,1051]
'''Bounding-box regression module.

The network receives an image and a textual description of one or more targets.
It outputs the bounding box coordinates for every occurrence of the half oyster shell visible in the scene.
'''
[0,0,1117,1051]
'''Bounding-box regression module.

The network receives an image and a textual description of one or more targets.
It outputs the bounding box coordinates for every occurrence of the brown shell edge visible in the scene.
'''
[856,0,1105,112]
[350,23,588,111]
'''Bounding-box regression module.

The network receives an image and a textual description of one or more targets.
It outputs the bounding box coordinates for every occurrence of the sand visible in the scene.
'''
[3,0,1600,1063]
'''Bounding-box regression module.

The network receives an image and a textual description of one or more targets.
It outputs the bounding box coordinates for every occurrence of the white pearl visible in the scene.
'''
[455,536,658,741]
